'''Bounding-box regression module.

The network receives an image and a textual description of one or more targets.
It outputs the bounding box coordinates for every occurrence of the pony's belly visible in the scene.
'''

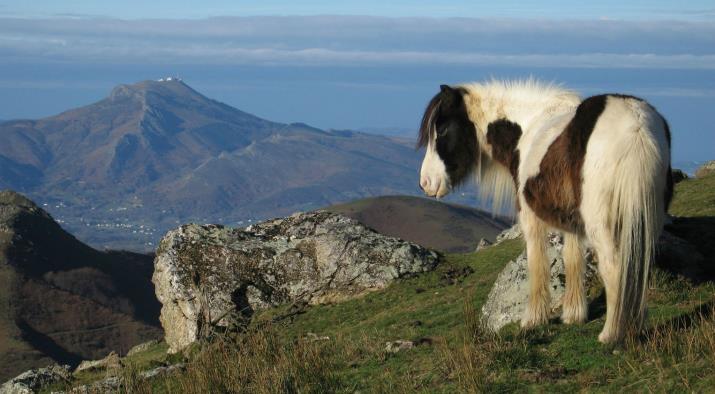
[522,185,584,234]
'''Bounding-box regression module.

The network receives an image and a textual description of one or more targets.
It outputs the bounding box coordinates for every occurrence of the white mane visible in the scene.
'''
[458,79,581,216]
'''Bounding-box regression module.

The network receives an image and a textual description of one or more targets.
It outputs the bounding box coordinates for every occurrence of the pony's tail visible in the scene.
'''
[609,119,668,338]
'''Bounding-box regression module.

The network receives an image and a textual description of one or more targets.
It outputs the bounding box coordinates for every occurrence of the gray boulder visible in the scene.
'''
[69,376,122,394]
[0,364,70,394]
[494,224,522,244]
[481,230,598,331]
[385,340,415,354]
[153,211,440,353]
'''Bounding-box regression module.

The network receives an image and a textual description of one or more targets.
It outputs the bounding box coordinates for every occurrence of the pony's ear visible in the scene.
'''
[439,84,462,109]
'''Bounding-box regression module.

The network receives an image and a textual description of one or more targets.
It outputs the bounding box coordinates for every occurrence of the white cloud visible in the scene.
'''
[0,16,713,68]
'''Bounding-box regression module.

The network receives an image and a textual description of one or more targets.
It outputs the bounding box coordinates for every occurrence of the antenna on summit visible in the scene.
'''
[157,76,183,82]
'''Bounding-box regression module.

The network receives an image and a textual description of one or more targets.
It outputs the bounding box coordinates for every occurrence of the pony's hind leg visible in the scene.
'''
[561,233,588,324]
[588,226,624,343]
[520,211,550,329]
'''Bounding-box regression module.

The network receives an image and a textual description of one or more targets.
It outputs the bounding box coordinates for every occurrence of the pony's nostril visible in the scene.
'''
[420,178,429,191]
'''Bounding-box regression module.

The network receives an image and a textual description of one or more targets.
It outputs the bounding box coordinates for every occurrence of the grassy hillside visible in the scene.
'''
[48,175,715,392]
[669,174,715,217]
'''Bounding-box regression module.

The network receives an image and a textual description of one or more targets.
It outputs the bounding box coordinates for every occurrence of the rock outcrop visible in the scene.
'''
[0,364,70,394]
[74,352,122,374]
[475,238,492,252]
[153,211,440,353]
[695,160,715,178]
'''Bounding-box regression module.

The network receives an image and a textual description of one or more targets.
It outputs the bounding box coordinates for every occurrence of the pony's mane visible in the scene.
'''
[474,152,516,217]
[462,78,577,104]
[417,92,442,148]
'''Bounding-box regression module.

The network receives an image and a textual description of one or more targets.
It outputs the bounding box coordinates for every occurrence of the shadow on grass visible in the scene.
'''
[664,216,715,281]
[16,318,83,367]
[640,299,715,341]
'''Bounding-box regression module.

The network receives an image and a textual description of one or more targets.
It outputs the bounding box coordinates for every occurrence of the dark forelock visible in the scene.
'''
[417,92,442,148]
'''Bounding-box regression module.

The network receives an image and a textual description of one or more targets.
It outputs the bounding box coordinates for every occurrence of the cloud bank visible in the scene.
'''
[1,16,714,69]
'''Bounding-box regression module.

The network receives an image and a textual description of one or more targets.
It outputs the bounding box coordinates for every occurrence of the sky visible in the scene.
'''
[2,0,715,20]
[0,1,713,162]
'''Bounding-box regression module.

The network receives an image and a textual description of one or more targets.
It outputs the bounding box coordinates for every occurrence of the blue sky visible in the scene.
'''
[0,2,713,162]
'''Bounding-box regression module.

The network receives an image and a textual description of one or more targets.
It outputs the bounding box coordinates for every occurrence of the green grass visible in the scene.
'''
[63,174,715,392]
[669,174,715,217]
[112,237,713,393]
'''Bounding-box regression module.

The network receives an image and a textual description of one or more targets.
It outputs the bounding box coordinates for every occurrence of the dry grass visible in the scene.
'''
[620,302,715,391]
[438,297,492,392]
[151,328,340,394]
[437,280,715,392]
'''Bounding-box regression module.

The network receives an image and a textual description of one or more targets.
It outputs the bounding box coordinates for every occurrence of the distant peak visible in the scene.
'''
[108,79,202,103]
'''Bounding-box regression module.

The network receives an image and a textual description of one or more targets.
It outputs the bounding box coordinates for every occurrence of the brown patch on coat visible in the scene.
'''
[486,118,523,211]
[522,95,609,233]
[486,119,522,181]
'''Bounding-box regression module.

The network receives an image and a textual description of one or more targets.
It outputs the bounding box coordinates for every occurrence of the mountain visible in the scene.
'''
[326,196,511,253]
[0,79,426,251]
[0,190,161,381]
[356,126,415,138]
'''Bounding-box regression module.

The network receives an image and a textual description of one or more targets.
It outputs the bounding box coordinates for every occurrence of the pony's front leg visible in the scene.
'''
[561,233,588,324]
[520,211,550,329]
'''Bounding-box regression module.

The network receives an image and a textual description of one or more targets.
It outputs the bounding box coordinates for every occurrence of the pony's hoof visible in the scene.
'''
[598,330,621,344]
[561,306,587,325]
[561,315,586,325]
[520,311,548,329]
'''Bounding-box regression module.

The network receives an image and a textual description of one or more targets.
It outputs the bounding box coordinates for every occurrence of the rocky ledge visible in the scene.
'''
[153,211,440,353]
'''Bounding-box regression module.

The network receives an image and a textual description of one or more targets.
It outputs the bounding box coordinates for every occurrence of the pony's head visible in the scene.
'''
[417,85,479,198]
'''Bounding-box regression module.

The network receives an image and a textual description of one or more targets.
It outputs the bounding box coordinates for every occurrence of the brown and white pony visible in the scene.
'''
[418,80,672,344]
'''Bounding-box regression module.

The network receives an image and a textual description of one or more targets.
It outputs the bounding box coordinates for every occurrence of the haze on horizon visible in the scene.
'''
[0,1,713,162]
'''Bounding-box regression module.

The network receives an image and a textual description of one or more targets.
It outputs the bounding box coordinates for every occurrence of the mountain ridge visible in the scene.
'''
[0,79,428,250]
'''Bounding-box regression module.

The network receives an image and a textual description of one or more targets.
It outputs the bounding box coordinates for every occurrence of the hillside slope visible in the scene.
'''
[68,175,715,393]
[0,191,161,381]
[326,195,511,253]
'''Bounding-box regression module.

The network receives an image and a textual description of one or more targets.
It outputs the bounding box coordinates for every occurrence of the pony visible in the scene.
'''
[418,80,672,343]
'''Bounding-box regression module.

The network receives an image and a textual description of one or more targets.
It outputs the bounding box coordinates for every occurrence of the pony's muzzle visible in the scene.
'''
[419,178,430,193]
[419,175,449,198]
